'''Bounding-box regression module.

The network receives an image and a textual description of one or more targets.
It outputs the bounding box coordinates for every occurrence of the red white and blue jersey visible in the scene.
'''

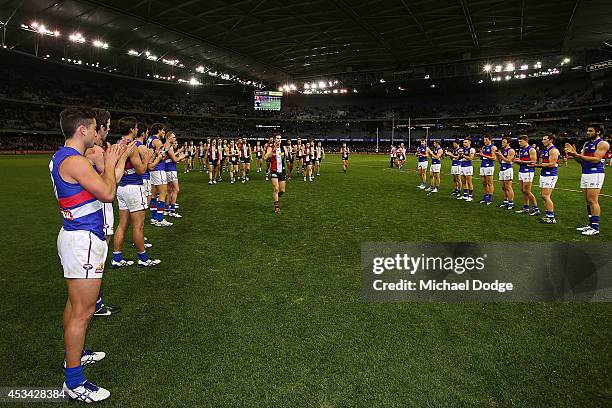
[582,138,606,174]
[270,147,285,172]
[451,147,461,166]
[541,145,558,176]
[164,148,177,172]
[500,147,513,171]
[461,147,474,167]
[431,147,443,164]
[146,135,165,171]
[481,144,495,167]
[50,147,104,241]
[417,146,427,162]
[518,146,534,173]
[120,141,144,186]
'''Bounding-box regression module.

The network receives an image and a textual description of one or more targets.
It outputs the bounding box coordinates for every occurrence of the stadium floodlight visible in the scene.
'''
[195,66,205,73]
[379,78,386,83]
[189,78,201,86]
[128,49,139,56]
[146,53,158,61]
[289,84,297,91]
[504,75,511,80]
[93,40,109,49]
[318,81,327,88]
[483,64,492,72]
[520,64,529,70]
[304,83,310,89]
[478,79,484,84]
[494,65,502,72]
[533,61,542,69]
[505,63,515,72]
[69,33,86,43]
[563,57,570,64]
[353,89,358,93]
[424,74,430,79]
[430,84,436,88]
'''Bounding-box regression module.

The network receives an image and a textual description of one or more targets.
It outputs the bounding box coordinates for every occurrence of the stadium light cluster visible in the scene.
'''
[20,22,60,37]
[19,20,265,89]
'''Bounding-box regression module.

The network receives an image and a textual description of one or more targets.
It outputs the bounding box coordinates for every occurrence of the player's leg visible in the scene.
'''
[539,187,556,223]
[584,188,601,234]
[112,207,133,267]
[272,177,280,213]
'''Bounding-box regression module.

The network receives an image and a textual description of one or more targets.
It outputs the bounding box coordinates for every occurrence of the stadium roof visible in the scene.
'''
[1,0,610,84]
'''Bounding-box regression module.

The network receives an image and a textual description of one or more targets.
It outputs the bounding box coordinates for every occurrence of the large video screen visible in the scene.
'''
[254,91,282,111]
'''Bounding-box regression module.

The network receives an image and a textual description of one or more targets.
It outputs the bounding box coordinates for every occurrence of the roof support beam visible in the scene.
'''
[459,0,479,48]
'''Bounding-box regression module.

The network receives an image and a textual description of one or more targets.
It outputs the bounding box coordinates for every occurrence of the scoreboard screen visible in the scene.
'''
[254,91,282,111]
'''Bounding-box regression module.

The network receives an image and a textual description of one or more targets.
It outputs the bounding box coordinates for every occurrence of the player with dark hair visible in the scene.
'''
[566,123,610,235]
[531,134,560,224]
[239,137,252,183]
[477,135,497,205]
[264,134,287,214]
[427,140,443,193]
[513,135,539,216]
[51,106,134,402]
[458,138,475,201]
[254,141,263,172]
[417,139,428,189]
[495,136,515,209]
[146,123,172,227]
[207,138,219,185]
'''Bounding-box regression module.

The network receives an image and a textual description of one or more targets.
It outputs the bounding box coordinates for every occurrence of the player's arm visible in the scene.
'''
[167,146,181,163]
[499,148,515,163]
[483,146,497,160]
[264,146,273,160]
[84,146,105,173]
[568,141,609,164]
[63,143,132,202]
[128,143,148,174]
[465,148,475,161]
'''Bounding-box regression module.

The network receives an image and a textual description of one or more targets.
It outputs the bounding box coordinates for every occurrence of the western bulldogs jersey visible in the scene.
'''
[451,148,461,166]
[518,146,534,173]
[461,147,473,167]
[481,144,494,167]
[50,147,104,240]
[146,135,165,171]
[431,147,442,164]
[119,140,144,186]
[418,146,427,162]
[582,138,606,174]
[541,145,558,176]
[500,148,512,171]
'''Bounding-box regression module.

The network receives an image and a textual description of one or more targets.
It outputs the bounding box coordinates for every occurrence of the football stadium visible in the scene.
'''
[1,0,611,406]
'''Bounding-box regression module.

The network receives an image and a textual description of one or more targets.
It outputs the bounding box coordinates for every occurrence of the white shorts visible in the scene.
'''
[117,184,148,212]
[480,166,494,176]
[498,168,514,181]
[150,170,167,186]
[430,164,441,173]
[451,165,461,175]
[580,173,605,189]
[166,171,178,183]
[102,202,114,236]
[57,228,107,279]
[518,172,535,183]
[460,166,473,176]
[539,175,558,189]
[143,178,152,197]
[417,161,428,170]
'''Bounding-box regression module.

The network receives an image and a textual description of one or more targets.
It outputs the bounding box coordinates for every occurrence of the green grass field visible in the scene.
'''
[1,153,611,407]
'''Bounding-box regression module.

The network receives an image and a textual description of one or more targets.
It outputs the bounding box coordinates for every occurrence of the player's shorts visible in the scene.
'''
[304,159,311,165]
[209,158,218,166]
[498,168,513,181]
[166,171,178,183]
[240,157,251,163]
[230,158,239,165]
[430,164,441,173]
[256,154,262,160]
[460,166,473,176]
[539,175,558,189]
[102,202,114,236]
[57,228,107,279]
[397,155,406,161]
[296,155,302,161]
[117,184,148,212]
[480,166,494,176]
[451,165,461,175]
[580,173,605,189]
[518,171,535,183]
[417,161,428,170]
[342,156,349,161]
[316,158,322,163]
[143,178,152,197]
[150,170,167,186]
[287,156,294,163]
[270,171,286,181]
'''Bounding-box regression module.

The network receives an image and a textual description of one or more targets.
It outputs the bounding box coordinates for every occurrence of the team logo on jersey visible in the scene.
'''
[83,263,93,272]
[61,209,74,220]
[95,263,104,274]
